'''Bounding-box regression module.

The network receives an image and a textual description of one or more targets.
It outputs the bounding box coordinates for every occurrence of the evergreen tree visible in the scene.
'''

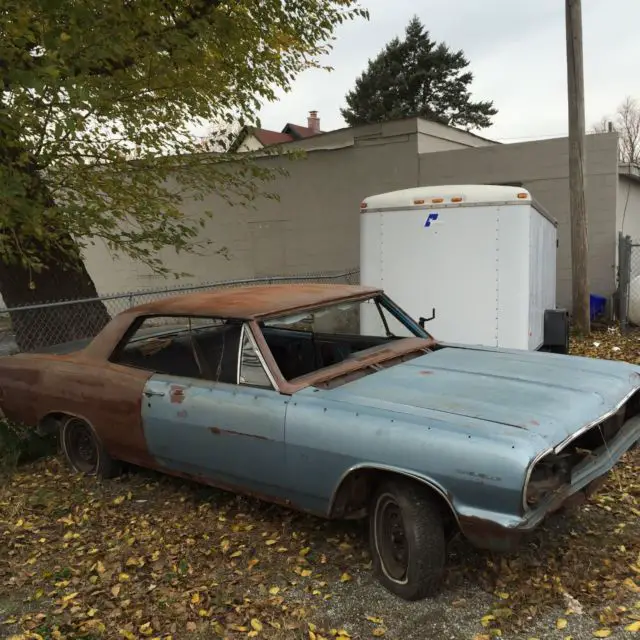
[341,16,497,130]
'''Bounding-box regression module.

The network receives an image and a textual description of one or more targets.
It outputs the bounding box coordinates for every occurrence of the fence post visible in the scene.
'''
[618,232,631,332]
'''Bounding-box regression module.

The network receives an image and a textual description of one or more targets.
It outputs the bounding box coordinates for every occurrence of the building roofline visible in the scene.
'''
[619,163,640,184]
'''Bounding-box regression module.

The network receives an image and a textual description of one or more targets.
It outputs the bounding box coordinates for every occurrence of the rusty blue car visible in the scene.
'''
[0,283,638,600]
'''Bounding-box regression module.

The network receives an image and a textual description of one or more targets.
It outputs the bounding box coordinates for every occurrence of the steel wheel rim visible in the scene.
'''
[65,419,98,474]
[375,494,409,582]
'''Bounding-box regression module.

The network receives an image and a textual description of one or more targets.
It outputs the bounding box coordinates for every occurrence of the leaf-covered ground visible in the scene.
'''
[0,329,639,640]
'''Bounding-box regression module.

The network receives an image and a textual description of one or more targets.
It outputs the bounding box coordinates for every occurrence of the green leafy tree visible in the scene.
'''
[0,0,367,350]
[341,16,497,130]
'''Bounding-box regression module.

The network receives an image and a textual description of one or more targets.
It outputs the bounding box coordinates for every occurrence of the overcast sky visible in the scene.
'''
[257,0,640,143]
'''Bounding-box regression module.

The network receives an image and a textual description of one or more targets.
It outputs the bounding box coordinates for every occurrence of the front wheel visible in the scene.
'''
[61,417,121,479]
[369,479,446,600]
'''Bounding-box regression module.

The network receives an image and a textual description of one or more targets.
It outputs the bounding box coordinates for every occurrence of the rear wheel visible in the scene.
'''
[61,417,120,479]
[369,479,446,600]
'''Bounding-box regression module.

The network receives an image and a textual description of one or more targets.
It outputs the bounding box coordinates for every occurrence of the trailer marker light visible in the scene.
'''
[451,197,463,202]
[517,193,528,199]
[413,198,425,205]
[360,202,367,209]
[431,197,444,203]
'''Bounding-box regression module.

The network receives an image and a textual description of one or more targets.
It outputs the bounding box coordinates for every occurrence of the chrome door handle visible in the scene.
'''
[144,390,165,398]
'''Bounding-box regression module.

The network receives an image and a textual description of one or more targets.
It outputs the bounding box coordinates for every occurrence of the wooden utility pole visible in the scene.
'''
[566,0,590,334]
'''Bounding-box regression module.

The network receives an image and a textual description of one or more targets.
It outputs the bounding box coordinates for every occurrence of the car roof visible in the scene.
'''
[126,283,382,320]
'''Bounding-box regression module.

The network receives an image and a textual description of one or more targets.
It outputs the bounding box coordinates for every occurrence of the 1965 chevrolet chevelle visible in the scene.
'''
[0,284,639,600]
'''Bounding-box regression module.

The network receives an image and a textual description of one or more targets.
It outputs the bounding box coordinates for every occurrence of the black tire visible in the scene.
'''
[61,417,121,479]
[369,478,446,600]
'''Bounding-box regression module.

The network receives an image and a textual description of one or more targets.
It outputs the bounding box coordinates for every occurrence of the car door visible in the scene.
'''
[141,323,289,498]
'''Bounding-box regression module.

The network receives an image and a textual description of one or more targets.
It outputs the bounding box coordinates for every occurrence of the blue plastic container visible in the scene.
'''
[589,294,607,320]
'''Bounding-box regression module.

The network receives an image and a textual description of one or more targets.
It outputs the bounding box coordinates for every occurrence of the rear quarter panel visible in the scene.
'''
[0,354,154,466]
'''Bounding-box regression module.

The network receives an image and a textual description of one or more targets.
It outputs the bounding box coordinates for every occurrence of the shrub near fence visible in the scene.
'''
[0,269,361,356]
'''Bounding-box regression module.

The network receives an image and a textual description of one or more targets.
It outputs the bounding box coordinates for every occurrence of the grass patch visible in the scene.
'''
[0,419,58,474]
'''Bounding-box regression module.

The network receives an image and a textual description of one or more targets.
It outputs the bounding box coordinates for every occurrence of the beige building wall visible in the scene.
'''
[82,117,491,296]
[82,124,420,294]
[418,132,620,311]
[45,120,625,321]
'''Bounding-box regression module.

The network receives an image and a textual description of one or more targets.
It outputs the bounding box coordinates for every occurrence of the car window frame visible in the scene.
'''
[108,313,280,392]
[237,323,278,391]
[248,293,435,394]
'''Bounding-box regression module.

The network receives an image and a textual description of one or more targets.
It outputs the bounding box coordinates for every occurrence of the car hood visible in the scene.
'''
[322,345,640,447]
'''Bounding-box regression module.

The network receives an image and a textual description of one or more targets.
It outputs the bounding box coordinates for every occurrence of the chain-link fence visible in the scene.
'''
[617,233,640,331]
[0,269,360,356]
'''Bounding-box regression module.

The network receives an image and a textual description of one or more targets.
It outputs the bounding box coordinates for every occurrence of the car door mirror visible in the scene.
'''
[418,308,436,329]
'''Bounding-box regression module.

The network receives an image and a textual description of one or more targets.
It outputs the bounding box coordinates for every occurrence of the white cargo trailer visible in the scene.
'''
[359,184,568,352]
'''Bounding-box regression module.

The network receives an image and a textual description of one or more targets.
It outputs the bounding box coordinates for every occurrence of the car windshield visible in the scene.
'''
[260,294,428,382]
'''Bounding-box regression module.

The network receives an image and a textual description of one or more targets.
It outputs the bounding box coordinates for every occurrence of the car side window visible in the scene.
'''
[238,328,272,389]
[110,315,231,380]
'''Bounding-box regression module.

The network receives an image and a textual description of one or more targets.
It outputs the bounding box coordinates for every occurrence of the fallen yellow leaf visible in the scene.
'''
[593,630,612,638]
[556,618,568,630]
[339,572,352,582]
[625,620,640,632]
[251,619,263,632]
[139,622,153,636]
[625,579,640,593]
[191,592,200,604]
[481,615,495,627]
[268,586,280,595]
[366,616,384,624]
[372,628,386,637]
[112,496,125,505]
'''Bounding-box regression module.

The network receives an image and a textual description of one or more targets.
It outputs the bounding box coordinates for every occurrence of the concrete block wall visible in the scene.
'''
[81,128,422,295]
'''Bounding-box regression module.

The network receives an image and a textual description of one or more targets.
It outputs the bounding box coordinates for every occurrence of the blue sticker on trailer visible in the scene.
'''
[424,213,439,228]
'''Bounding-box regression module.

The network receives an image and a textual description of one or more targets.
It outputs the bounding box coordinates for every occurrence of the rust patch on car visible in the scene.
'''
[458,514,524,551]
[151,465,303,512]
[208,426,270,441]
[170,385,185,404]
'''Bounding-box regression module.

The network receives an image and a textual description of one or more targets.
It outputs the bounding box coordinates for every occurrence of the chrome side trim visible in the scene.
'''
[327,462,460,526]
[236,324,244,385]
[552,386,640,454]
[521,446,553,512]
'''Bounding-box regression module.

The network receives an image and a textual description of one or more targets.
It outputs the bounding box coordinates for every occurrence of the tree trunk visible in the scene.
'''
[0,236,111,352]
[0,106,111,353]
